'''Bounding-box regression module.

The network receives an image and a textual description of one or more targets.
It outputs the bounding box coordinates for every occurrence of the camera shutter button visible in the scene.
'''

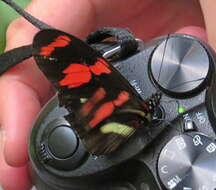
[48,126,78,159]
[38,120,88,171]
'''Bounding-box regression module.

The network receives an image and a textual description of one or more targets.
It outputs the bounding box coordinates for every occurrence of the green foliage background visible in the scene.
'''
[0,0,30,53]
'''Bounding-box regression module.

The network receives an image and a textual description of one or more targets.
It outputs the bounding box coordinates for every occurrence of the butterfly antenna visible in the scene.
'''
[1,0,53,30]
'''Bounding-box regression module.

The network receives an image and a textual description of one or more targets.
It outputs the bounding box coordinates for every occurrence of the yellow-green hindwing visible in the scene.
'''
[100,122,135,136]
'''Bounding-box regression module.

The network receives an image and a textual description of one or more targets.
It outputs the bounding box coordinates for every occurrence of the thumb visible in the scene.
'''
[2,0,97,167]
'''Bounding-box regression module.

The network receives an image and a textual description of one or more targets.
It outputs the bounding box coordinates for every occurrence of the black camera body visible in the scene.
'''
[29,34,216,190]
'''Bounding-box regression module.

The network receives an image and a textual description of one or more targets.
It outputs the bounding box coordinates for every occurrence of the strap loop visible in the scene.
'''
[86,27,138,58]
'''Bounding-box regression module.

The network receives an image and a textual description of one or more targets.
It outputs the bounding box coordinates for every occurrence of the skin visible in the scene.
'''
[0,0,215,189]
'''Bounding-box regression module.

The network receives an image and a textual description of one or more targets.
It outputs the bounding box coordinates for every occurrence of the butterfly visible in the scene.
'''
[0,0,161,155]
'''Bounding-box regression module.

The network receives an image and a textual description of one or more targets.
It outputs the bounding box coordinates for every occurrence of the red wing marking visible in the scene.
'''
[60,72,91,88]
[81,88,106,116]
[89,58,111,75]
[59,64,91,88]
[63,64,89,73]
[89,102,115,128]
[88,91,130,128]
[59,59,111,89]
[113,91,129,106]
[40,35,71,56]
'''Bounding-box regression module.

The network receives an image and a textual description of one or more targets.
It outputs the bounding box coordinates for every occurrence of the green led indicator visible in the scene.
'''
[178,107,185,114]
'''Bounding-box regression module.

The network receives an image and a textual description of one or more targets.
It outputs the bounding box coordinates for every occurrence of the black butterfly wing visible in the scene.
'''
[32,29,158,155]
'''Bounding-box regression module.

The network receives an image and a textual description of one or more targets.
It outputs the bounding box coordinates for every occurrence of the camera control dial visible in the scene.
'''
[158,133,216,190]
[150,36,211,98]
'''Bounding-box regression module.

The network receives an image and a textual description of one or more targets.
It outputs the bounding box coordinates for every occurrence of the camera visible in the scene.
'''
[29,33,216,190]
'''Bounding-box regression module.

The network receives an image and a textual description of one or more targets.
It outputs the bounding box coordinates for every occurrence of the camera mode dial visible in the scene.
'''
[158,133,216,190]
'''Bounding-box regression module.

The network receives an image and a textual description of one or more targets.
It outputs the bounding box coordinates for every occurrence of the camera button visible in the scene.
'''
[48,126,78,159]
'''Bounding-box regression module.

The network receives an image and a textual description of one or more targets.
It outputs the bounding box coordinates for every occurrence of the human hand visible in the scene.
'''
[0,0,208,189]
